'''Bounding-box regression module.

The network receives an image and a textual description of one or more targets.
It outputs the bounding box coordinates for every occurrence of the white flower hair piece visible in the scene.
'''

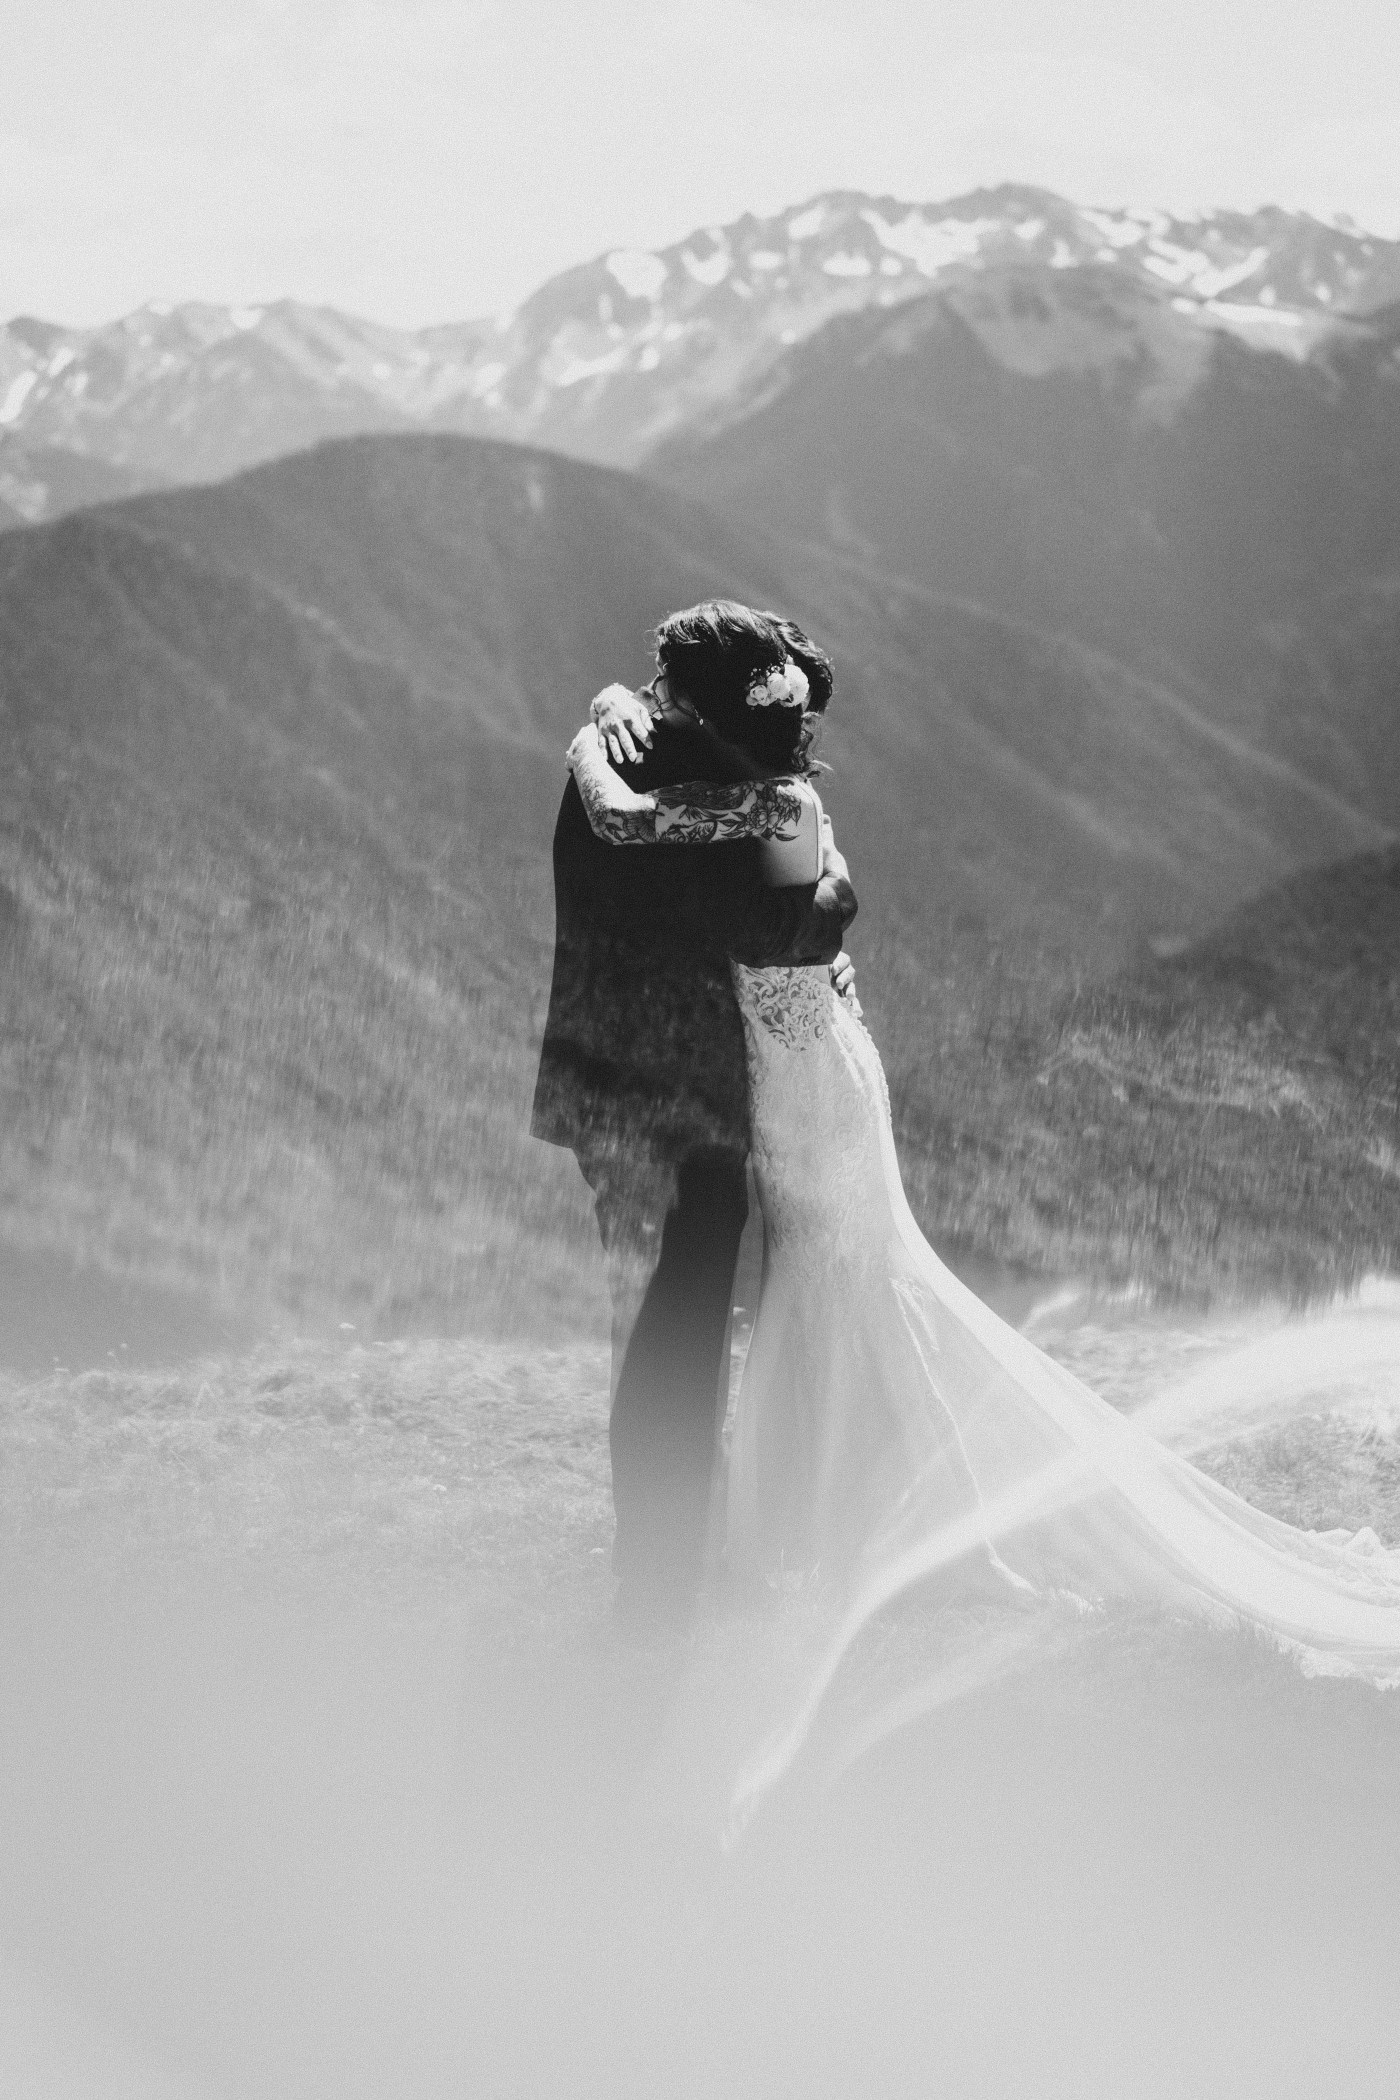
[746,658,811,710]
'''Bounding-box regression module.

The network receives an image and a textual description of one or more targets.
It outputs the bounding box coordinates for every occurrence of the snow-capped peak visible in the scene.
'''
[1,187,1395,508]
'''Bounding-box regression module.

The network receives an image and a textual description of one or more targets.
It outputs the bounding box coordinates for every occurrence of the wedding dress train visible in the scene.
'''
[724,958,1400,1698]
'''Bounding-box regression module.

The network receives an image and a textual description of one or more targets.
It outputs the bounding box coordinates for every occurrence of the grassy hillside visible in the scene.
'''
[870,847,1400,1299]
[1,438,790,1338]
[2,435,1395,1340]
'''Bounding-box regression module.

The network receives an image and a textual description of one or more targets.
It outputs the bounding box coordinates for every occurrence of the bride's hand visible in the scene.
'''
[590,683,656,766]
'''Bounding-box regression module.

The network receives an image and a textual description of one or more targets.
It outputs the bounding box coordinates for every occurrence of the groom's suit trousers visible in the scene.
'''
[578,1142,748,1610]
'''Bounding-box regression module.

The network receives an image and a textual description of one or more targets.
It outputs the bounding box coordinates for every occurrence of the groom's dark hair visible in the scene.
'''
[654,600,834,774]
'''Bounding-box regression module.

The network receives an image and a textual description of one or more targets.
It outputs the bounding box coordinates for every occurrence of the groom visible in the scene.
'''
[532,667,856,1625]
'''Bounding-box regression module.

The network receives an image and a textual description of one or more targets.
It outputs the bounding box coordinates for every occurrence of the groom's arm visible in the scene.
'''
[758,841,858,966]
[701,842,858,968]
[736,877,856,967]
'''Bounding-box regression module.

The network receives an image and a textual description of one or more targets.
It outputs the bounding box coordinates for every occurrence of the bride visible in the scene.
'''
[565,601,1400,1720]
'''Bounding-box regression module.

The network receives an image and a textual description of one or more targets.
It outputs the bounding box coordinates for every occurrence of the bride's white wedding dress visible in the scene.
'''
[724,798,1400,1695]
[566,726,1400,1707]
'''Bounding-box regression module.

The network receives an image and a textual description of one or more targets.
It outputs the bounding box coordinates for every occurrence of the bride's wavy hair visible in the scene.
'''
[653,599,834,775]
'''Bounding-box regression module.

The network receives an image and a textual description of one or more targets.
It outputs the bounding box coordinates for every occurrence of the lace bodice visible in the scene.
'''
[731,963,831,1052]
[729,959,896,1298]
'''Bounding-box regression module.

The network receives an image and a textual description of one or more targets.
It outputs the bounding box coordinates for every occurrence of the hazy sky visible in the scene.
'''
[4,0,1398,327]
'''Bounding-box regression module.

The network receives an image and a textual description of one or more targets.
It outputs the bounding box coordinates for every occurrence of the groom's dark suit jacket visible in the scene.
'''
[531,715,855,1165]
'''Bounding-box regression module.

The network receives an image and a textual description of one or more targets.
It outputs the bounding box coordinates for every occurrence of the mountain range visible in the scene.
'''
[6,183,1391,903]
[4,185,1400,517]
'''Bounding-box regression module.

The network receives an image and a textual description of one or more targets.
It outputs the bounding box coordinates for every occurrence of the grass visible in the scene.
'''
[4,1295,1396,1612]
[0,1334,614,1622]
[871,847,1400,1302]
[2,435,1395,1334]
[0,753,607,1345]
[4,1326,1399,2100]
[3,698,1396,1342]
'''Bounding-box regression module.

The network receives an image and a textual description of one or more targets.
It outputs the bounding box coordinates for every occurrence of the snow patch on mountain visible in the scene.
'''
[863,211,999,276]
[606,251,667,301]
[0,372,37,425]
[1143,244,1211,287]
[2,187,1397,508]
[1079,209,1146,250]
[543,342,631,389]
[682,245,731,287]
[1143,242,1269,299]
[1195,248,1269,298]
[469,362,506,398]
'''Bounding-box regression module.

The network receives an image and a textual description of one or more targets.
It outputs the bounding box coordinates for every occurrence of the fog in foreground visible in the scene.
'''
[2,1286,1398,2098]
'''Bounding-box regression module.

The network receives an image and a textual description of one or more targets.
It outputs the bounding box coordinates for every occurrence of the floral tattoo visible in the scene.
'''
[572,737,804,847]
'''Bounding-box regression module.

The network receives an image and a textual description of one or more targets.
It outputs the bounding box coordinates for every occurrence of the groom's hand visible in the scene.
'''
[817,819,857,941]
[590,684,656,766]
[831,951,862,1016]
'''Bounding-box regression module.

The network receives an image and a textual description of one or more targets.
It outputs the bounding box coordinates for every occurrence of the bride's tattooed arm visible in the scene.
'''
[566,723,804,845]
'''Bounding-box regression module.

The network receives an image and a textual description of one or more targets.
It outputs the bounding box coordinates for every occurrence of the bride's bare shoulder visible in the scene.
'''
[776,774,822,825]
[757,774,824,885]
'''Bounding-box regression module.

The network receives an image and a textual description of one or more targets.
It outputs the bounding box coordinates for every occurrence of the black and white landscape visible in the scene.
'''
[4,165,1400,2100]
[3,185,1398,1330]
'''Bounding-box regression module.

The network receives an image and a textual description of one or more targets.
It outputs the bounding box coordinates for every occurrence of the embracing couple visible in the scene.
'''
[534,598,1400,1679]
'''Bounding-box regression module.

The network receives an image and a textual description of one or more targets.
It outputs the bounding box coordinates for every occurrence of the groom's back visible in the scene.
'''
[531,718,760,1165]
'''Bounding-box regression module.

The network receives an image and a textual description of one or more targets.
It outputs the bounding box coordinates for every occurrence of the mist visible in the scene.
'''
[4,1287,1398,2096]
